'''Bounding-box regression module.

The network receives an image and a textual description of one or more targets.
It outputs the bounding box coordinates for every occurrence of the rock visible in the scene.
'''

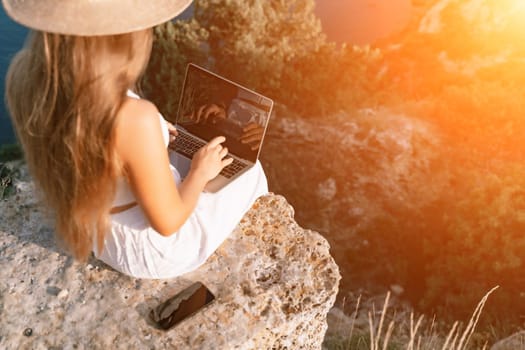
[389,284,404,296]
[57,289,69,300]
[317,178,337,201]
[325,307,356,338]
[0,179,340,350]
[261,110,443,296]
[46,286,62,296]
[491,331,525,350]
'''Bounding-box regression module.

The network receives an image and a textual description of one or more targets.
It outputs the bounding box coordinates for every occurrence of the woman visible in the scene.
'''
[3,0,268,278]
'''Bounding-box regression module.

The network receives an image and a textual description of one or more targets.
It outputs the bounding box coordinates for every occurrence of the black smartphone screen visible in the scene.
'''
[150,282,215,330]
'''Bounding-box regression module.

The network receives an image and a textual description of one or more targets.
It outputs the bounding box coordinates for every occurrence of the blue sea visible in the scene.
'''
[0,7,27,145]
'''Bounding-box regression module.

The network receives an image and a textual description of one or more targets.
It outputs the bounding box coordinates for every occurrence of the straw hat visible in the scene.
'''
[1,0,193,36]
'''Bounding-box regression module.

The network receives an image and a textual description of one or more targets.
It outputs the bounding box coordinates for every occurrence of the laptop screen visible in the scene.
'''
[175,64,273,163]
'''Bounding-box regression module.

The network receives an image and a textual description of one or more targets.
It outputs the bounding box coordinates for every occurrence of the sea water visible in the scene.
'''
[0,7,27,145]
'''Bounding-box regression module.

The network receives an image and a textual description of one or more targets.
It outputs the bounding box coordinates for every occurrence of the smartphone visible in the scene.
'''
[149,282,215,330]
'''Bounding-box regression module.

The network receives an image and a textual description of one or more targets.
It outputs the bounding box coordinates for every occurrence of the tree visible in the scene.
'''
[194,0,326,97]
[142,0,385,117]
[141,19,208,118]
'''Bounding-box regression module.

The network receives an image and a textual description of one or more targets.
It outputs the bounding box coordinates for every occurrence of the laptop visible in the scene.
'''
[168,63,273,193]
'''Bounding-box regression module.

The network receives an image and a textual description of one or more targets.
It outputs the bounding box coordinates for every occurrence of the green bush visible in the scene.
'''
[141,19,209,119]
[141,0,388,118]
[0,143,23,162]
[355,162,525,326]
[422,165,525,322]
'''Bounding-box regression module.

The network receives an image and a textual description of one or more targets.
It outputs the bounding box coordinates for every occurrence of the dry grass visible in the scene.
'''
[324,286,499,350]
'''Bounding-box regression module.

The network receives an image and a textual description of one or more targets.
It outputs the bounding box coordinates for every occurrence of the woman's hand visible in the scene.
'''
[166,121,178,147]
[190,136,233,181]
[240,122,264,151]
[185,104,227,124]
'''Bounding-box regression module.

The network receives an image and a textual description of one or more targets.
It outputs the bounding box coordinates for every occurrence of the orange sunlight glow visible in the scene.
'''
[465,0,525,40]
[315,0,412,44]
[506,1,525,39]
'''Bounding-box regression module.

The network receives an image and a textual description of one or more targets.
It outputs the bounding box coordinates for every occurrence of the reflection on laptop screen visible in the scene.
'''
[176,64,273,163]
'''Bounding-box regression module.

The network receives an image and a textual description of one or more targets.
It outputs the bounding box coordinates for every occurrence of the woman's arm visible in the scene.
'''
[176,135,231,222]
[114,98,231,236]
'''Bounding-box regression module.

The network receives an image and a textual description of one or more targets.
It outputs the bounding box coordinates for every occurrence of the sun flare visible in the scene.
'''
[482,0,525,34]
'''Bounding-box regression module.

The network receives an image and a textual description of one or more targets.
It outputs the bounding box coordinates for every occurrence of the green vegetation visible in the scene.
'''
[353,2,525,329]
[0,163,19,199]
[142,0,387,118]
[142,19,208,118]
[0,143,23,162]
[141,0,525,344]
[0,143,23,199]
[324,335,401,350]
[423,166,525,321]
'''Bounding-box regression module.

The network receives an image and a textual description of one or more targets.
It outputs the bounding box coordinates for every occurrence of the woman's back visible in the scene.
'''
[3,0,268,279]
[96,92,268,279]
[5,30,155,259]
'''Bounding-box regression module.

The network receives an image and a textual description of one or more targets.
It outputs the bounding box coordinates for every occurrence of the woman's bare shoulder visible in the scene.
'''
[116,97,159,130]
[114,97,164,160]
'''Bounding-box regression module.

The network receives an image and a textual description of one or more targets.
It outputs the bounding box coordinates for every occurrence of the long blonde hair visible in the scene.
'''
[5,29,153,261]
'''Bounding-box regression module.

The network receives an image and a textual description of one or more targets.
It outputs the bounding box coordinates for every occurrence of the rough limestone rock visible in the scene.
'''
[0,174,340,349]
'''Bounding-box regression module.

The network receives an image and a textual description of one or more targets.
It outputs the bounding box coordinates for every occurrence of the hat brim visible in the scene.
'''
[2,0,193,36]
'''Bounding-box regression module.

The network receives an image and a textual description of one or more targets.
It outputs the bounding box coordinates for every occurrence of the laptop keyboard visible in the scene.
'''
[173,130,249,179]
[220,158,248,178]
[173,130,206,158]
